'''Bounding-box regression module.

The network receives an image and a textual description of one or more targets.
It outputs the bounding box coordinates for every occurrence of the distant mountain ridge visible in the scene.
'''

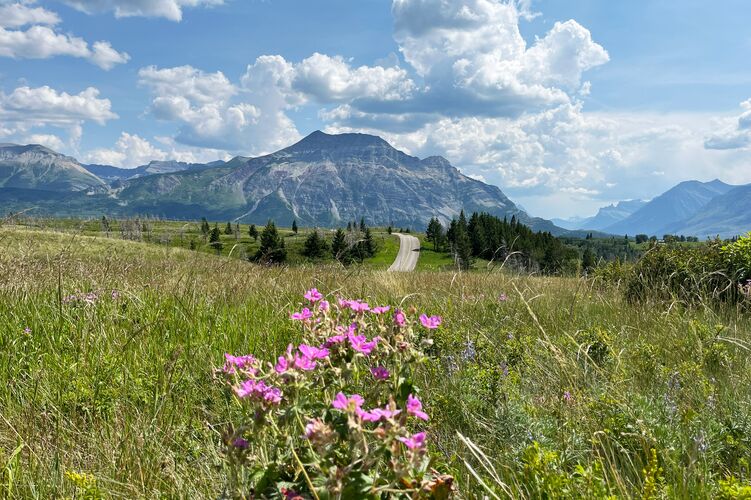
[555,199,647,231]
[0,132,563,233]
[0,144,105,192]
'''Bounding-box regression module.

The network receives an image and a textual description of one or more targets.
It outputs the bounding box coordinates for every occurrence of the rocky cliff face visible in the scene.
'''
[0,144,105,192]
[119,131,533,229]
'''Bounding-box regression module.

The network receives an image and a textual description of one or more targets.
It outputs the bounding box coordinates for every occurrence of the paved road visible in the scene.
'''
[388,233,421,272]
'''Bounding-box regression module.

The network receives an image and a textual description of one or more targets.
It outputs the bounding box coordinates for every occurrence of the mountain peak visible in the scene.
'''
[287,130,391,151]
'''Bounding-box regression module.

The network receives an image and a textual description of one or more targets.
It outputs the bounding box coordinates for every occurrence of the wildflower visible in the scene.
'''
[304,418,335,447]
[461,340,476,362]
[234,379,282,405]
[498,293,508,302]
[394,309,406,326]
[223,354,257,374]
[318,299,330,311]
[111,290,120,300]
[370,366,390,380]
[398,431,427,450]
[406,394,429,421]
[83,292,98,305]
[323,334,346,348]
[332,392,364,412]
[275,355,289,374]
[290,308,313,321]
[23,326,32,335]
[359,406,401,422]
[563,391,573,402]
[304,288,323,302]
[348,331,379,355]
[293,354,317,371]
[419,314,442,329]
[232,437,249,449]
[371,305,391,314]
[298,344,329,360]
[345,300,370,313]
[500,362,509,378]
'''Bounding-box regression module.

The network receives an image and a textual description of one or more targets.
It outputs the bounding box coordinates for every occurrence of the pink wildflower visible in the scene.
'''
[304,288,323,302]
[223,353,257,374]
[348,330,379,355]
[331,392,365,411]
[371,306,391,314]
[398,431,427,450]
[323,334,346,348]
[358,406,401,422]
[419,314,442,329]
[23,327,31,335]
[234,379,282,405]
[298,344,329,360]
[111,290,120,300]
[318,299,330,311]
[293,354,316,371]
[498,293,508,302]
[275,355,289,374]
[406,394,429,421]
[346,300,370,313]
[563,391,573,402]
[290,308,313,321]
[394,309,406,327]
[370,366,390,380]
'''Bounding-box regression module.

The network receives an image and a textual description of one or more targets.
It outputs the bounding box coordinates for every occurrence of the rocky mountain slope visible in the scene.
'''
[666,184,751,238]
[115,131,553,230]
[0,144,105,192]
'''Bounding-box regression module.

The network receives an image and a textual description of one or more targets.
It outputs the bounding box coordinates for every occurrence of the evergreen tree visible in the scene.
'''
[582,247,596,274]
[387,225,393,234]
[209,224,223,254]
[292,220,298,234]
[362,226,376,257]
[359,217,367,233]
[302,229,330,259]
[254,220,287,263]
[425,217,446,252]
[347,222,352,232]
[453,211,472,270]
[332,228,348,262]
[200,217,210,241]
[225,222,233,235]
[249,224,258,241]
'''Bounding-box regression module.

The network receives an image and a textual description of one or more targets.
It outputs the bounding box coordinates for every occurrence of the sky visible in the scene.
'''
[1,0,750,218]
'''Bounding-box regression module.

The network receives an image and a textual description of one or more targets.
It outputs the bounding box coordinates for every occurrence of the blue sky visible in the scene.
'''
[1,0,750,218]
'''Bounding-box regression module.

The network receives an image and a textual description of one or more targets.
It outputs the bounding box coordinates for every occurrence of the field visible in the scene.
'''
[1,225,750,498]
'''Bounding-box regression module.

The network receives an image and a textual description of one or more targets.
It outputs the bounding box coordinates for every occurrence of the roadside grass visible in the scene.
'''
[1,226,750,498]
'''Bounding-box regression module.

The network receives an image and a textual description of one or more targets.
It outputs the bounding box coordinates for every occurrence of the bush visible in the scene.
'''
[217,290,453,498]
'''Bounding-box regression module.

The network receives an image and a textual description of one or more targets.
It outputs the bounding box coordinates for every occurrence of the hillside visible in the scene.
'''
[668,183,751,238]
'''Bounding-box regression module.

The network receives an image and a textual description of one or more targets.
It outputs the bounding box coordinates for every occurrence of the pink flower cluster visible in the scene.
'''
[330,392,429,446]
[62,289,121,305]
[234,379,282,405]
[223,353,258,375]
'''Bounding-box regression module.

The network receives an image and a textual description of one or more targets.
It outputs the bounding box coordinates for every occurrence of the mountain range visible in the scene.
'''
[1,134,748,238]
[560,179,749,238]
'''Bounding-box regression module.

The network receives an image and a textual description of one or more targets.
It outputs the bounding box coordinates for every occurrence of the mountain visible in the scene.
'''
[83,160,226,182]
[114,130,555,230]
[667,184,751,238]
[0,144,105,192]
[604,180,736,236]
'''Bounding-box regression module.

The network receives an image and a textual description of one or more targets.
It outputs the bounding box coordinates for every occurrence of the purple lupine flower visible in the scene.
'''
[419,314,442,329]
[290,308,313,321]
[304,288,323,302]
[370,366,390,380]
[232,438,249,449]
[398,431,427,450]
[406,394,429,421]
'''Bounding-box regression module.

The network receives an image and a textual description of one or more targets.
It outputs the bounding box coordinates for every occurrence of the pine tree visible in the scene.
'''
[254,220,287,263]
[302,229,330,259]
[362,227,376,257]
[582,247,596,274]
[332,228,348,262]
[224,222,233,235]
[249,224,258,241]
[359,217,366,233]
[292,220,298,234]
[387,225,392,234]
[454,211,472,270]
[209,224,223,254]
[200,217,210,242]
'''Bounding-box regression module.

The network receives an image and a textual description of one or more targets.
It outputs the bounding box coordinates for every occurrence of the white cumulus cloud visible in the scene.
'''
[61,0,224,22]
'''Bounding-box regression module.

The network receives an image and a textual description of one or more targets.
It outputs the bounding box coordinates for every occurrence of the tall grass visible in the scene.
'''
[0,227,750,498]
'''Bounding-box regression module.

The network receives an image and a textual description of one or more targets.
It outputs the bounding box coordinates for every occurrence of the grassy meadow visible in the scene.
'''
[1,225,750,498]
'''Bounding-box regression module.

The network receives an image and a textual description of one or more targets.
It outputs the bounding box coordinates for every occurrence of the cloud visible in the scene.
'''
[704,98,751,150]
[0,2,60,28]
[0,3,129,69]
[83,132,230,167]
[21,133,66,151]
[0,85,117,145]
[61,0,224,22]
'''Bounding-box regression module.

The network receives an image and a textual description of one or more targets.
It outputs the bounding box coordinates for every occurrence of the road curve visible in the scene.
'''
[388,233,421,272]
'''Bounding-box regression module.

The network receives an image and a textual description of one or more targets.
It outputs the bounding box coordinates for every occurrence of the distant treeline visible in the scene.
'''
[426,211,579,273]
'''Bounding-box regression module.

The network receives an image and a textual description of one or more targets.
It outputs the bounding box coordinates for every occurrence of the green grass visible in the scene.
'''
[1,225,750,498]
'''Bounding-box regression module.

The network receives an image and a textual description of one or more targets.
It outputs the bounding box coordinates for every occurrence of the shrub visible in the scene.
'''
[217,290,453,498]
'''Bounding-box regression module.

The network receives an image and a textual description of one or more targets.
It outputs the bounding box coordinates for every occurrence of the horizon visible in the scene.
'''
[2,1,751,218]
